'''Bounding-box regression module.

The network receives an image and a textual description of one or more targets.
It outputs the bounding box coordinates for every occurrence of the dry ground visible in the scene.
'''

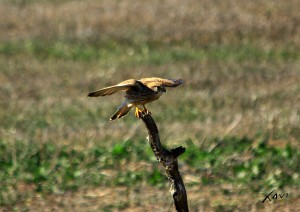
[0,0,300,211]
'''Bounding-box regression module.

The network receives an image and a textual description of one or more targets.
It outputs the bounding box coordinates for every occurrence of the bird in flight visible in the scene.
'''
[88,77,183,121]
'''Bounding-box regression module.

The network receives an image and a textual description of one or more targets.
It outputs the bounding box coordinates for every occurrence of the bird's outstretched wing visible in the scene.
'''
[140,77,184,89]
[88,79,137,97]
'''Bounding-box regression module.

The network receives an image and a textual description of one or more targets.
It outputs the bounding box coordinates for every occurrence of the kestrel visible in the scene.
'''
[88,77,183,121]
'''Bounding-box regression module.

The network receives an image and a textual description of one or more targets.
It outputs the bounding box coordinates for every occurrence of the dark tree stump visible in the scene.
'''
[140,113,189,212]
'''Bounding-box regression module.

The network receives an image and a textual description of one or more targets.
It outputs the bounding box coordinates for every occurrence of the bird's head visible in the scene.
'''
[157,86,166,93]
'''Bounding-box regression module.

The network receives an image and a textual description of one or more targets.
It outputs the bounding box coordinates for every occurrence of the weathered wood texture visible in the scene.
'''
[140,113,189,212]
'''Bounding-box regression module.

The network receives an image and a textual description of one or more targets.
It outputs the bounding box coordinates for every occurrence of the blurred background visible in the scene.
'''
[0,0,299,211]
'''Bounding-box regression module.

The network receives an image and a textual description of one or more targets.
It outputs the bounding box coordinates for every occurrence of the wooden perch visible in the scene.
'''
[140,112,189,212]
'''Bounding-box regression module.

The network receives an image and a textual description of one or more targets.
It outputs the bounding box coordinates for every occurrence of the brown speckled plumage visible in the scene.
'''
[88,77,183,121]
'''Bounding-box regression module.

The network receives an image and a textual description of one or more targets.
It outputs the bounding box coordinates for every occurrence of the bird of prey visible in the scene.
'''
[88,77,183,121]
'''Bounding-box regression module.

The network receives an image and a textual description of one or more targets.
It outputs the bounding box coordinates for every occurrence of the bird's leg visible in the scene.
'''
[135,106,143,119]
[142,105,151,115]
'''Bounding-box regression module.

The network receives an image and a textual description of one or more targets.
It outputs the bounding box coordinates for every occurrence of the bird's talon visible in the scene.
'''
[135,107,143,119]
[143,109,151,115]
[88,77,183,121]
[142,106,151,115]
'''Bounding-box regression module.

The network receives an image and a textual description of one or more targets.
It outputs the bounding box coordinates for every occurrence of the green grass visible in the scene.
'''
[1,39,299,208]
[1,0,300,210]
[183,137,300,190]
[0,40,298,66]
[1,136,299,205]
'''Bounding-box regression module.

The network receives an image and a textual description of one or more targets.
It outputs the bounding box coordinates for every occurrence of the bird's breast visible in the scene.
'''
[125,90,164,105]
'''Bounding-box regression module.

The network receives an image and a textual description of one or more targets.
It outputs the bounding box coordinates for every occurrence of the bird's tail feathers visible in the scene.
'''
[110,104,132,121]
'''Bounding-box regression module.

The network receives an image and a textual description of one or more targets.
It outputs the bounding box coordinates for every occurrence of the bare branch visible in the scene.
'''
[140,113,189,212]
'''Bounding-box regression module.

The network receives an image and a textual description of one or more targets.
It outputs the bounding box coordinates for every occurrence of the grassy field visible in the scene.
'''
[1,0,300,211]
